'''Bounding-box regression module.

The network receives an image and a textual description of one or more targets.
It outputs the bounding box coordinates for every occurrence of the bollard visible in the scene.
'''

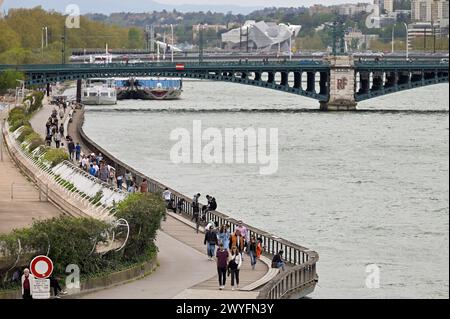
[10,182,14,200]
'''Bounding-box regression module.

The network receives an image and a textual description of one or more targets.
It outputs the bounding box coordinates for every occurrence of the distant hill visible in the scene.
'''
[2,0,260,14]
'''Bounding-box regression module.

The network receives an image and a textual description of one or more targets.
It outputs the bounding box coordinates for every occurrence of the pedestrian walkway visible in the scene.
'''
[26,94,292,299]
[0,109,62,234]
[81,214,267,299]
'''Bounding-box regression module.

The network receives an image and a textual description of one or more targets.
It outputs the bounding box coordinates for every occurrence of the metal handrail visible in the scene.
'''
[77,114,319,298]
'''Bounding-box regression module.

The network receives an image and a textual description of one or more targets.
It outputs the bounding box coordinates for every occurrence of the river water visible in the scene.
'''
[82,80,449,299]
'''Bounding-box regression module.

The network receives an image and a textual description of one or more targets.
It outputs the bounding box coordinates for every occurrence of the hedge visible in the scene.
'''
[115,193,165,262]
[42,148,69,167]
[0,194,163,290]
[17,126,34,142]
[24,132,44,152]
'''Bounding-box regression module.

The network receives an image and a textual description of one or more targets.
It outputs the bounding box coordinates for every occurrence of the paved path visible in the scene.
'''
[28,90,271,299]
[81,226,216,299]
[81,214,267,299]
[0,109,62,234]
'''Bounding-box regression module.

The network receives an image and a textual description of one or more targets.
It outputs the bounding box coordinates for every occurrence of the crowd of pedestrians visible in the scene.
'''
[201,216,272,291]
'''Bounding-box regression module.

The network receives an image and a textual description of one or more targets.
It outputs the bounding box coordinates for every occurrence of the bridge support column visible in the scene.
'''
[320,55,357,111]
[46,83,50,97]
[76,79,82,104]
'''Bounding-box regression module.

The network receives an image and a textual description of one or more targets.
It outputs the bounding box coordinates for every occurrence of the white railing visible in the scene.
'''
[2,123,126,222]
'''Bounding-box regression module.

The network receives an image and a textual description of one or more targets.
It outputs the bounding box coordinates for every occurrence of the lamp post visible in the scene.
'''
[289,28,293,61]
[403,22,409,60]
[171,24,174,62]
[391,26,395,53]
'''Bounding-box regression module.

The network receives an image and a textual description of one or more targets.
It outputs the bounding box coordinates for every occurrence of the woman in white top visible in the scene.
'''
[229,246,242,290]
[21,268,35,299]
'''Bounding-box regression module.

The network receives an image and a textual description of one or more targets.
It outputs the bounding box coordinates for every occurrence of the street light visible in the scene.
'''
[403,22,409,60]
[289,28,294,61]
[170,24,174,62]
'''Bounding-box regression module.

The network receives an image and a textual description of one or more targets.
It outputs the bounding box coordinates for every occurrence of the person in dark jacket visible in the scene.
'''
[216,243,229,290]
[204,225,218,260]
[272,250,285,271]
[67,139,75,160]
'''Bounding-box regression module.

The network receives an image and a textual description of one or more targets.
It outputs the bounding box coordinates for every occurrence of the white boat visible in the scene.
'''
[81,78,117,105]
[115,78,182,100]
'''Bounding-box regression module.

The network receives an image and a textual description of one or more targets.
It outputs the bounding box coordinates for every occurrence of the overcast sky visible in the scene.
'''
[3,0,367,10]
[152,0,364,5]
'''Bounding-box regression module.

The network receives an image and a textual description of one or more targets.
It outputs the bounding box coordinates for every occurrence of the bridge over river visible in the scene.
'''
[1,55,448,111]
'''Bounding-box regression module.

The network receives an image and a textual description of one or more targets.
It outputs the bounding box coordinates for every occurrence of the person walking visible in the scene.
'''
[75,143,81,161]
[256,237,263,260]
[59,108,64,121]
[98,162,109,183]
[230,229,245,256]
[249,236,257,270]
[21,268,34,299]
[228,246,242,291]
[216,243,229,290]
[204,225,218,261]
[217,225,230,252]
[192,197,200,233]
[67,139,75,160]
[59,123,64,137]
[236,221,249,260]
[54,132,61,148]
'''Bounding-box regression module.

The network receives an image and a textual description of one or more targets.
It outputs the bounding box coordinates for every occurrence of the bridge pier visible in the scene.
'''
[320,55,357,111]
[76,79,82,104]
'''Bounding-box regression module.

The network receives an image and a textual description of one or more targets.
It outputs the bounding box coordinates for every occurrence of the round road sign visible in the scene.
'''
[30,255,54,279]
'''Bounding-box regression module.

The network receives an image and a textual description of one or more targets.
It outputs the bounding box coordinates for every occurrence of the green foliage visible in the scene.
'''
[0,216,111,281]
[42,148,69,167]
[0,7,141,64]
[115,193,165,261]
[0,70,24,94]
[90,191,104,205]
[17,126,34,142]
[26,133,45,152]
[128,28,144,49]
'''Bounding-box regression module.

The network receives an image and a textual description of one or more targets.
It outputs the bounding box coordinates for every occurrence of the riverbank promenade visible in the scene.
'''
[0,107,62,234]
[25,101,278,299]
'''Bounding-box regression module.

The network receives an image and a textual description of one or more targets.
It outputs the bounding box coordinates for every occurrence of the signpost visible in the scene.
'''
[30,255,53,299]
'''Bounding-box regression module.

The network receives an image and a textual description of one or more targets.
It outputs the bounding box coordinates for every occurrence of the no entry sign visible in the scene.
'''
[176,63,185,70]
[30,255,54,279]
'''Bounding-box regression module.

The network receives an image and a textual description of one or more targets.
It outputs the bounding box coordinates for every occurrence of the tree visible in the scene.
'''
[0,21,21,52]
[127,28,143,49]
[0,70,25,94]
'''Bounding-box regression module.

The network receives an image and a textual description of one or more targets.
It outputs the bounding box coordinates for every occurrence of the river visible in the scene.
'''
[82,80,449,298]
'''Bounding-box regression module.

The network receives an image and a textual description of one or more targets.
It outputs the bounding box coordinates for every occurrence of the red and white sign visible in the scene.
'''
[30,255,54,279]
[175,63,185,71]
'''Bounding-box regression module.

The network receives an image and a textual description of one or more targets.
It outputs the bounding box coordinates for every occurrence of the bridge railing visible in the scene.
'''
[77,112,319,299]
[1,60,326,72]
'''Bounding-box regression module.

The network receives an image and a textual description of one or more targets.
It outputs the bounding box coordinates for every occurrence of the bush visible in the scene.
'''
[42,148,69,167]
[24,132,44,152]
[17,125,34,142]
[115,193,165,262]
[8,107,26,120]
[0,216,111,282]
[9,119,31,132]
